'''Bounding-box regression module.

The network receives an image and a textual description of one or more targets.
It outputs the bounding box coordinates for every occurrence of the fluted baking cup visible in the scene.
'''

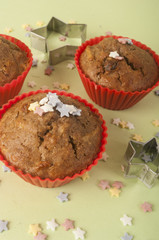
[75,35,159,110]
[0,90,107,188]
[0,34,32,106]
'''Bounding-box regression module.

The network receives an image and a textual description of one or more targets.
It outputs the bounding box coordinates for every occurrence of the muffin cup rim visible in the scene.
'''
[0,89,107,185]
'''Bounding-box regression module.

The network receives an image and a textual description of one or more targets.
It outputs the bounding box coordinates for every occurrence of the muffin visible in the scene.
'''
[75,35,159,110]
[79,37,158,92]
[0,35,29,86]
[0,34,32,106]
[0,90,107,187]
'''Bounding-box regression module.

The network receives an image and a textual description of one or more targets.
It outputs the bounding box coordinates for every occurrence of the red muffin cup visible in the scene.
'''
[75,35,159,110]
[0,90,107,188]
[0,34,33,106]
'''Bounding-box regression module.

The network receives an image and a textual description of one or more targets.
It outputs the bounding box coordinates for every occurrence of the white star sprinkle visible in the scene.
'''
[72,227,86,240]
[120,214,132,226]
[56,192,69,202]
[46,218,59,231]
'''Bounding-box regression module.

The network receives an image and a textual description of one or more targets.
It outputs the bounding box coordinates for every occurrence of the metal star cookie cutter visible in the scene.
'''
[124,138,159,188]
[30,17,87,65]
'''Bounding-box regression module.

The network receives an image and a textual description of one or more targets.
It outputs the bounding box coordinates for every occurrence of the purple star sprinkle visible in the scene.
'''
[120,232,133,240]
[154,90,159,96]
[0,220,9,233]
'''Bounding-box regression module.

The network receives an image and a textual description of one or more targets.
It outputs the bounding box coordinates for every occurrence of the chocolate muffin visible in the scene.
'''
[0,36,29,86]
[0,92,103,180]
[79,37,159,92]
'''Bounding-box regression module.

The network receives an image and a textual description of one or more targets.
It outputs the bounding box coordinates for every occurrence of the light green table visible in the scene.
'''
[0,0,159,239]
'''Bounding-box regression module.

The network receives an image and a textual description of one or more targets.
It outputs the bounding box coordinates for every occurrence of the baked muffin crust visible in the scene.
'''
[79,37,159,92]
[0,93,103,180]
[0,36,28,86]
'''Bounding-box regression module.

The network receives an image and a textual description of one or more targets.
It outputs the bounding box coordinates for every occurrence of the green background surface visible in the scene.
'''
[0,0,159,239]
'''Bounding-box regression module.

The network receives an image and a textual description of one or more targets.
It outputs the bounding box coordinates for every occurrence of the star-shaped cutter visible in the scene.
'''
[30,17,87,65]
[124,137,159,188]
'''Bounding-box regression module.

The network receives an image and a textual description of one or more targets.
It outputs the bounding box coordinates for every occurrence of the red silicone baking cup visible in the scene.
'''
[0,34,32,106]
[75,35,159,110]
[0,90,107,188]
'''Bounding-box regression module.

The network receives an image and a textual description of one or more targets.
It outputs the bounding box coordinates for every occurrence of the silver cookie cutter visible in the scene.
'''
[124,138,159,188]
[30,17,87,65]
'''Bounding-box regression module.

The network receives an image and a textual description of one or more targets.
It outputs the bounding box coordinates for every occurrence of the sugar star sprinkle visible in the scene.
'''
[61,219,75,231]
[28,102,40,111]
[119,120,128,129]
[2,165,11,172]
[118,38,133,45]
[112,181,124,189]
[109,51,123,60]
[53,82,61,89]
[40,103,54,113]
[105,31,112,36]
[27,81,37,88]
[101,152,109,161]
[120,232,133,240]
[126,122,135,130]
[72,227,86,240]
[120,214,132,226]
[59,35,67,41]
[36,21,45,27]
[5,27,13,33]
[34,232,47,240]
[156,132,159,138]
[32,58,38,67]
[34,107,44,116]
[131,134,143,142]
[57,192,69,202]
[98,180,110,190]
[28,224,42,236]
[40,85,49,90]
[67,63,75,69]
[154,90,159,96]
[152,120,159,127]
[141,202,152,212]
[45,67,53,76]
[0,220,8,233]
[46,219,59,231]
[109,187,121,197]
[80,172,90,181]
[112,118,121,126]
[60,83,70,90]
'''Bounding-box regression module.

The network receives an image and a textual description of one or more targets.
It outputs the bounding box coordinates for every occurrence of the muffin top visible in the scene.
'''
[0,92,103,180]
[0,36,29,87]
[79,37,159,92]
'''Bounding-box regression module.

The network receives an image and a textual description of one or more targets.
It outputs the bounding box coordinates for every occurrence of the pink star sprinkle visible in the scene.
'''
[34,107,45,116]
[27,81,37,88]
[59,35,67,41]
[112,181,124,189]
[40,85,49,90]
[45,67,52,76]
[98,180,110,190]
[141,202,152,212]
[61,219,75,231]
[34,232,47,240]
[67,63,75,69]
[105,31,112,36]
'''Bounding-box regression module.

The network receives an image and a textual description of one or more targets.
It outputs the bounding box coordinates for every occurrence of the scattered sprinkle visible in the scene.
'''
[34,106,45,116]
[118,38,133,45]
[60,83,70,90]
[120,232,133,240]
[57,192,69,203]
[59,35,67,41]
[72,227,86,240]
[154,90,159,96]
[61,219,75,231]
[4,27,13,33]
[68,20,76,24]
[36,21,45,27]
[0,220,8,233]
[126,122,135,130]
[121,165,125,172]
[109,51,123,60]
[32,58,38,67]
[45,67,53,76]
[105,31,112,36]
[152,120,159,127]
[2,165,11,172]
[112,181,124,189]
[119,120,128,129]
[131,134,143,142]
[25,32,31,37]
[112,118,121,126]
[98,180,110,190]
[40,85,49,90]
[101,152,109,161]
[120,214,132,226]
[28,224,42,236]
[141,202,152,212]
[109,187,121,197]
[67,63,75,69]
[53,82,61,89]
[27,81,37,88]
[46,219,59,231]
[156,132,159,138]
[80,172,90,181]
[34,232,47,240]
